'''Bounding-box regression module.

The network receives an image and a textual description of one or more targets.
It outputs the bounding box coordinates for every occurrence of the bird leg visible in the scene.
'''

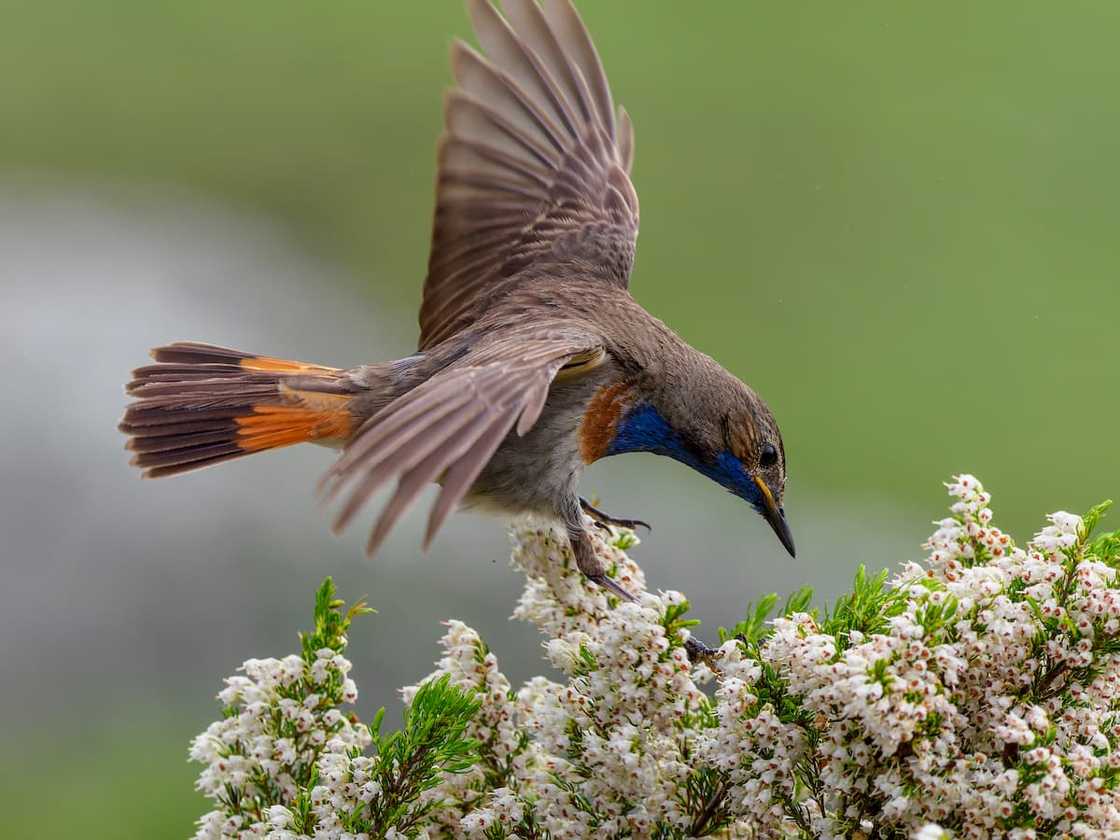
[579,497,651,533]
[567,527,715,663]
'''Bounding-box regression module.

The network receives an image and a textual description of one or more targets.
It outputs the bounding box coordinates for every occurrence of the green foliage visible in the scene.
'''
[1082,500,1114,541]
[191,579,481,839]
[914,594,959,637]
[718,563,906,657]
[820,565,908,653]
[300,576,373,661]
[720,587,813,645]
[358,675,481,836]
[662,597,702,640]
[312,590,482,838]
[1085,502,1119,569]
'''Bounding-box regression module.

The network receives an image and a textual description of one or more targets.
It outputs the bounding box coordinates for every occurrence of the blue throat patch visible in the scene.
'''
[605,403,764,511]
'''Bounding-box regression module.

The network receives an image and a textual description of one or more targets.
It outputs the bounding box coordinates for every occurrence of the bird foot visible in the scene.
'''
[580,497,651,533]
[684,636,717,665]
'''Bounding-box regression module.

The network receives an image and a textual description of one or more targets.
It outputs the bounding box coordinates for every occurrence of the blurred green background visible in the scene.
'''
[3,1,1117,836]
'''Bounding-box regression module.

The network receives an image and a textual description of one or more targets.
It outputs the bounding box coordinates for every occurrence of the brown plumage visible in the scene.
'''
[121,343,358,477]
[120,0,793,609]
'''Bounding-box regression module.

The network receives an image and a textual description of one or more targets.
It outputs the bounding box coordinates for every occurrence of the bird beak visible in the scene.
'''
[753,475,796,557]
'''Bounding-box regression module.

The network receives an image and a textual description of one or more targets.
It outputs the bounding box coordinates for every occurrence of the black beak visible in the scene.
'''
[753,475,796,558]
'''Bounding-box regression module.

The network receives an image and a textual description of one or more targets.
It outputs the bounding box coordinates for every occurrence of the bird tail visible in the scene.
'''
[120,342,357,478]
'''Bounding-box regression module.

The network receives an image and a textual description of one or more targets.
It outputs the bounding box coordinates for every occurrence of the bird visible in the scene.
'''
[119,0,794,612]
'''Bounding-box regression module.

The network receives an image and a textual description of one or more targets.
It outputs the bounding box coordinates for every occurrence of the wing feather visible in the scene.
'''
[325,387,475,486]
[444,91,556,168]
[365,406,514,557]
[467,0,582,140]
[541,0,616,138]
[419,0,638,351]
[322,331,600,554]
[328,398,484,530]
[618,105,634,172]
[502,0,598,126]
[422,405,521,549]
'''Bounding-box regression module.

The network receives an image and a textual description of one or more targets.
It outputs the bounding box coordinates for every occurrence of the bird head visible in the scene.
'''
[711,400,794,558]
[590,361,794,557]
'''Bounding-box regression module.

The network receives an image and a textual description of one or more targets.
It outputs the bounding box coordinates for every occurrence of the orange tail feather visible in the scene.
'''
[120,342,355,477]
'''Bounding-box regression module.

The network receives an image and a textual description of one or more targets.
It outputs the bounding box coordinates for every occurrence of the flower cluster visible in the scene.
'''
[192,478,1120,838]
[396,523,713,838]
[189,580,479,840]
[409,481,1120,839]
[190,581,373,839]
[710,475,1120,838]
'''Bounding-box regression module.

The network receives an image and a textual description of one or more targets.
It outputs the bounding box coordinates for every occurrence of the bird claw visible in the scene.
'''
[587,573,638,603]
[684,636,717,665]
[580,497,652,533]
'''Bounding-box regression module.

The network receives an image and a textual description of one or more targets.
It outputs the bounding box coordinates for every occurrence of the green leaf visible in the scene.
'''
[1082,499,1114,541]
[719,586,816,644]
[784,587,814,616]
[1088,530,1120,568]
[821,565,907,653]
[300,577,374,661]
[356,675,482,835]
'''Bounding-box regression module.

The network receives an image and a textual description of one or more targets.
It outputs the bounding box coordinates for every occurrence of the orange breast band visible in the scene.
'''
[578,380,634,464]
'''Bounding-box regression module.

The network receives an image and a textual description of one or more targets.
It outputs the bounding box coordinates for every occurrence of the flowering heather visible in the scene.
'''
[191,477,1120,838]
[189,582,479,839]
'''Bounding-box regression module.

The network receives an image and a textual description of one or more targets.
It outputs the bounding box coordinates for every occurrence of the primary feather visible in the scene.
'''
[419,0,639,350]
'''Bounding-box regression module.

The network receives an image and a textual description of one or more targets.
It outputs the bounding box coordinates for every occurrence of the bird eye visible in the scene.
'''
[759,443,778,468]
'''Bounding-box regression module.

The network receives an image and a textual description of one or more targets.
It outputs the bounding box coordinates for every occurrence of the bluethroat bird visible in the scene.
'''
[120,0,794,616]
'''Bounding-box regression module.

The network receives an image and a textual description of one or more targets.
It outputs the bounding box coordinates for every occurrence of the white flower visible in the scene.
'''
[341,678,357,704]
[1049,510,1083,534]
[191,478,1120,839]
[267,804,293,828]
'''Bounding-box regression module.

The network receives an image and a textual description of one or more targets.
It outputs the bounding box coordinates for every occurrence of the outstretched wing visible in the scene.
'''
[418,0,639,350]
[321,326,604,556]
